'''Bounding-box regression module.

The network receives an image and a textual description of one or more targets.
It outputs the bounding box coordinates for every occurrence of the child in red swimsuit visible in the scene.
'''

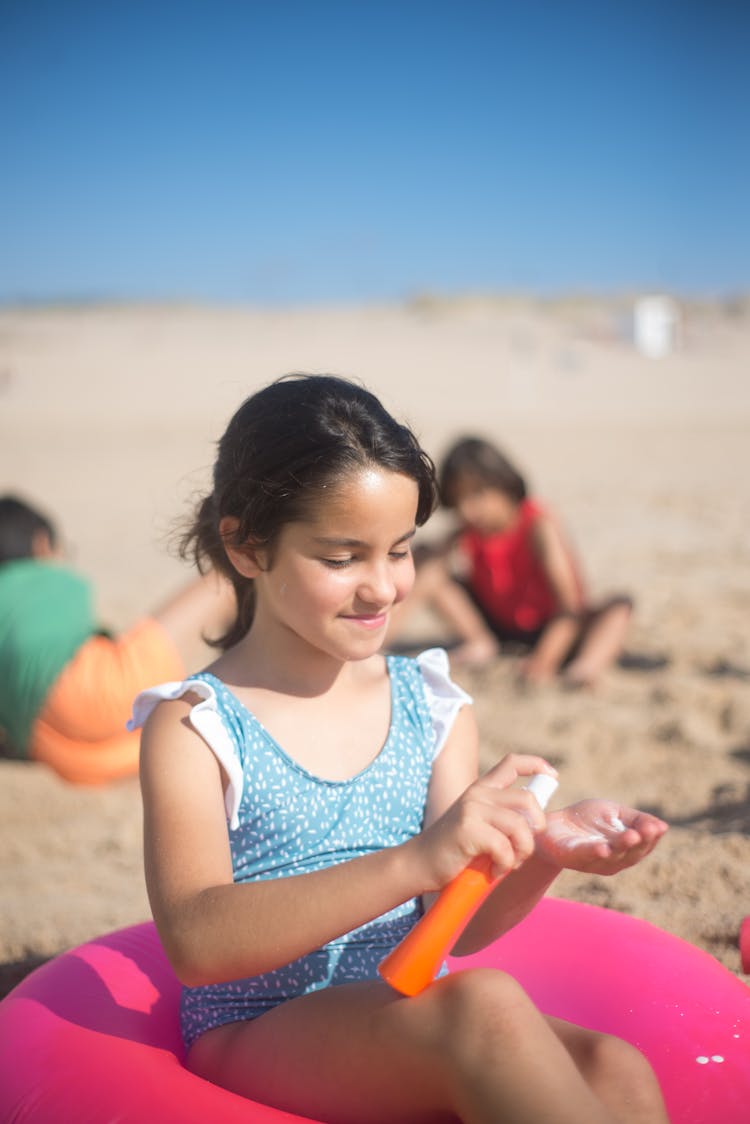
[395,437,632,685]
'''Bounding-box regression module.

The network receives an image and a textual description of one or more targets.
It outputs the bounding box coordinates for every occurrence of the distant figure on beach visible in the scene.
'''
[390,437,632,685]
[0,495,235,783]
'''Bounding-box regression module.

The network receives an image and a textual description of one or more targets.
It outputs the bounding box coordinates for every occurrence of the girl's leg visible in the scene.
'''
[552,1016,669,1123]
[30,718,143,784]
[30,618,188,782]
[519,615,582,683]
[187,969,666,1124]
[421,557,499,664]
[152,570,236,669]
[387,557,499,666]
[562,597,633,687]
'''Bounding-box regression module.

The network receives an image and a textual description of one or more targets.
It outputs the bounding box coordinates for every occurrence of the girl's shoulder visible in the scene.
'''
[520,495,551,522]
[388,648,473,760]
[523,498,568,544]
[405,647,469,696]
[521,497,561,545]
[128,672,223,727]
[129,673,244,828]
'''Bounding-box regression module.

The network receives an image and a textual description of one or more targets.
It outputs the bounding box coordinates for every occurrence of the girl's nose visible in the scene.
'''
[456,495,480,525]
[357,561,398,607]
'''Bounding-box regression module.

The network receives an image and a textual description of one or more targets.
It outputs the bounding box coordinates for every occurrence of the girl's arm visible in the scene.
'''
[140,696,553,988]
[454,800,668,956]
[522,514,585,680]
[420,706,558,928]
[423,703,562,952]
[398,700,667,963]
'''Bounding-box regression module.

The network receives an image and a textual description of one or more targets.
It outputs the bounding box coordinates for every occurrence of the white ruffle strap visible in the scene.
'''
[128,681,244,829]
[415,648,473,759]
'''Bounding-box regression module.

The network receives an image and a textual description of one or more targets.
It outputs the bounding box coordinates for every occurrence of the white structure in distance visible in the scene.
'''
[633,295,682,359]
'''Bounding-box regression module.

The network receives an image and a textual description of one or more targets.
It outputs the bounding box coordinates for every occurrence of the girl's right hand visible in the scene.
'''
[414,753,558,891]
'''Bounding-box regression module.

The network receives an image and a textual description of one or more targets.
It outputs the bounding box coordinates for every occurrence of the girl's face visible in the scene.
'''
[450,472,519,534]
[252,468,419,663]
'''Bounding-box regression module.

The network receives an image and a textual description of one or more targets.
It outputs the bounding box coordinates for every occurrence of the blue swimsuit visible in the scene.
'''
[130,648,470,1049]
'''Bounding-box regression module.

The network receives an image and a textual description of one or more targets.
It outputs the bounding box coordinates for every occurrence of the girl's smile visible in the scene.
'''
[340,612,389,629]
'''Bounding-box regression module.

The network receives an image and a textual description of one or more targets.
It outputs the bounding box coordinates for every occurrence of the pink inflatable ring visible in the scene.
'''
[1,898,749,1123]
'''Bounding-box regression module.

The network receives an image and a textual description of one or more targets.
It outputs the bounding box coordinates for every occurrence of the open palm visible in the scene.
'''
[536,799,668,874]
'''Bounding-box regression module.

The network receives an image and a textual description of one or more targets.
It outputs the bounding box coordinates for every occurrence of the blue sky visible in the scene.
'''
[2,0,748,304]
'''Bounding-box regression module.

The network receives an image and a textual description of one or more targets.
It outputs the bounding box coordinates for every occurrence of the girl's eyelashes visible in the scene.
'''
[321,549,411,570]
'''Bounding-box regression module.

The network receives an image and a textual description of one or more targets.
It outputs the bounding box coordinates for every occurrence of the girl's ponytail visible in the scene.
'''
[180,493,251,650]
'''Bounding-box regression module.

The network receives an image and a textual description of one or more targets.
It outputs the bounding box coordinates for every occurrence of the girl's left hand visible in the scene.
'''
[535,799,668,875]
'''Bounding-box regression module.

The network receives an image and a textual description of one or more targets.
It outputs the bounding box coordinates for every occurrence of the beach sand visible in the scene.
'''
[1,295,749,998]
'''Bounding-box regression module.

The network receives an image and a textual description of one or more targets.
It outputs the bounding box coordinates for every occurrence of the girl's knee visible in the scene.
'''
[580,1030,657,1087]
[601,594,634,619]
[401,969,540,1101]
[415,554,452,594]
[431,968,538,1045]
[552,1029,664,1122]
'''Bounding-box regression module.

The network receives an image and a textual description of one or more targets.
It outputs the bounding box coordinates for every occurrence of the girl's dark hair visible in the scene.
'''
[439,437,527,508]
[0,495,58,564]
[182,374,437,648]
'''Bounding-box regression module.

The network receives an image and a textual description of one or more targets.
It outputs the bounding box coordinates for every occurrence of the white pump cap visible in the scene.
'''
[524,773,559,810]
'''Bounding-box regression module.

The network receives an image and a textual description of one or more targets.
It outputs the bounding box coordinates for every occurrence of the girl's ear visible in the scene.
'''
[31,529,59,559]
[219,517,266,579]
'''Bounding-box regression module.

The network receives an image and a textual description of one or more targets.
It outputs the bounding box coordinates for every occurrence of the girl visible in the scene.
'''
[396,436,633,682]
[133,375,668,1124]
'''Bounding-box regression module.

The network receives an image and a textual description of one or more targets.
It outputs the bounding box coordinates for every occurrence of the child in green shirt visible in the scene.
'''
[0,495,234,783]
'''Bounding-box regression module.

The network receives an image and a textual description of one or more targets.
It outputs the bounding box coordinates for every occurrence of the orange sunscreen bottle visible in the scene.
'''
[378,773,559,996]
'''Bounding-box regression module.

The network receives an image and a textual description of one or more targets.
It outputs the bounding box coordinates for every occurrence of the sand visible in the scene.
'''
[1,295,749,999]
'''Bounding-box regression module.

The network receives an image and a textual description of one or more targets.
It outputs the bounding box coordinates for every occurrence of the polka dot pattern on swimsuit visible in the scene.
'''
[134,650,470,1049]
